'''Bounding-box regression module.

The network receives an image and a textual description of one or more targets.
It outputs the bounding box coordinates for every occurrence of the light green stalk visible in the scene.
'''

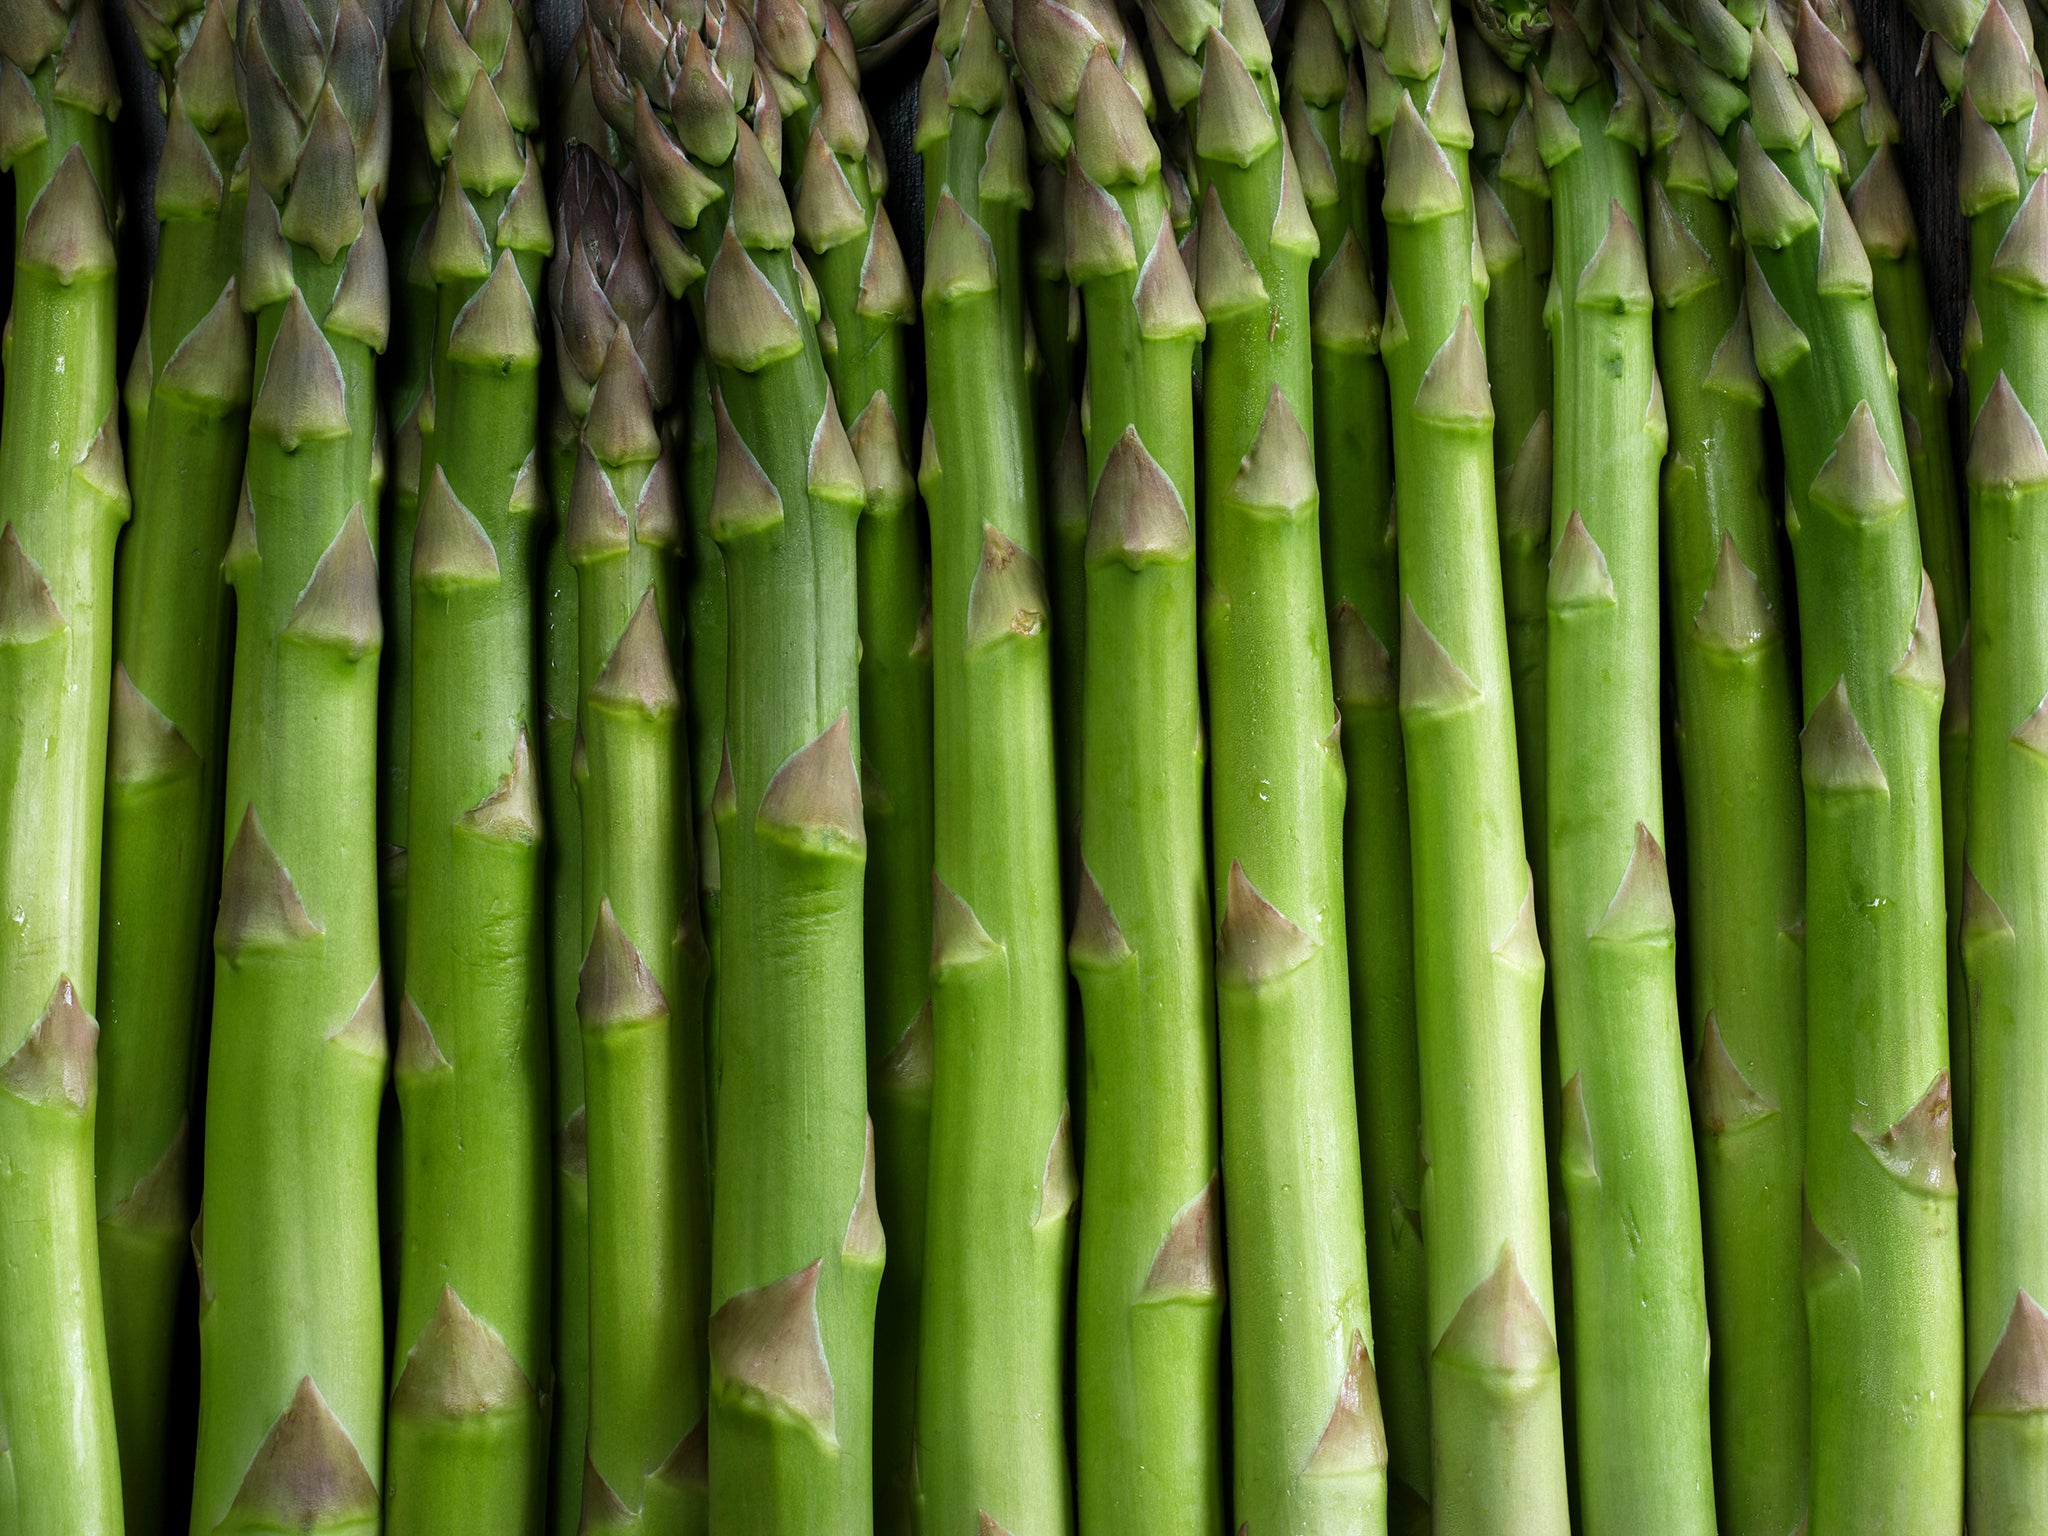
[187,2,391,1529]
[1907,0,2048,1527]
[1030,159,1086,846]
[1480,9,1717,1530]
[385,2,554,1528]
[0,1,127,1530]
[1360,0,1571,1526]
[1644,90,1810,1536]
[1460,21,1553,935]
[550,143,710,1532]
[382,0,437,1015]
[97,1,247,1526]
[780,21,934,1524]
[588,8,879,1524]
[1014,1,1223,1527]
[1665,4,1963,1527]
[1287,1,1429,1525]
[914,0,1076,1525]
[1145,0,1384,1526]
[1795,0,1975,1164]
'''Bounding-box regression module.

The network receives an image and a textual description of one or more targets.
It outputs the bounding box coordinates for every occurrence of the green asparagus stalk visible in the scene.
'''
[1284,2,1430,1525]
[1795,0,1975,1165]
[384,1,554,1527]
[1142,0,1386,1525]
[1013,2,1223,1527]
[913,0,1076,1524]
[541,395,588,1536]
[777,19,935,1524]
[587,7,880,1523]
[679,355,723,1151]
[1643,78,1811,1536]
[1359,0,1572,1526]
[1460,21,1554,933]
[550,142,711,1531]
[0,0,128,1529]
[1476,9,1716,1530]
[187,2,392,1528]
[1906,0,2048,1526]
[539,44,622,1529]
[382,0,436,1012]
[95,0,247,1524]
[1030,159,1086,842]
[1665,4,1963,1527]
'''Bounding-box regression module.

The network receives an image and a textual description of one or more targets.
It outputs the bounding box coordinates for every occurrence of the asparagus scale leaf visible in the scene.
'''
[188,1,393,1529]
[0,0,128,1528]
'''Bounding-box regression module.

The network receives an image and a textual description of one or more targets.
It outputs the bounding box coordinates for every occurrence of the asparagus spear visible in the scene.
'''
[1664,3,1963,1527]
[913,0,1077,1524]
[1141,0,1386,1525]
[187,1,391,1528]
[1474,8,1717,1530]
[587,6,880,1523]
[384,1,554,1527]
[1359,0,1572,1527]
[1284,2,1430,1525]
[679,354,724,1151]
[0,0,128,1528]
[1795,0,1975,1165]
[382,0,435,1013]
[1643,73,1811,1536]
[1013,3,1223,1527]
[1461,19,1554,941]
[777,17,935,1523]
[95,0,247,1523]
[1906,1,2048,1526]
[551,141,711,1531]
[539,41,621,1529]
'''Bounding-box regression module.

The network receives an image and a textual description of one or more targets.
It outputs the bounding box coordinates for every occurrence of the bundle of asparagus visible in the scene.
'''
[0,0,2026,1533]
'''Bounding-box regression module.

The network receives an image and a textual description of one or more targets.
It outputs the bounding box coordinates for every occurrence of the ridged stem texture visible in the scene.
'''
[97,0,247,1525]
[188,2,392,1528]
[1016,0,1225,1525]
[0,1,128,1529]
[1498,11,1717,1531]
[1286,2,1430,1525]
[385,1,555,1528]
[589,5,881,1524]
[1150,0,1384,1524]
[778,13,935,1524]
[552,143,712,1533]
[1910,0,2048,1527]
[913,0,1077,1525]
[1362,0,1571,1525]
[1672,5,1963,1528]
[1645,91,1810,1536]
[1795,0,1976,1163]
